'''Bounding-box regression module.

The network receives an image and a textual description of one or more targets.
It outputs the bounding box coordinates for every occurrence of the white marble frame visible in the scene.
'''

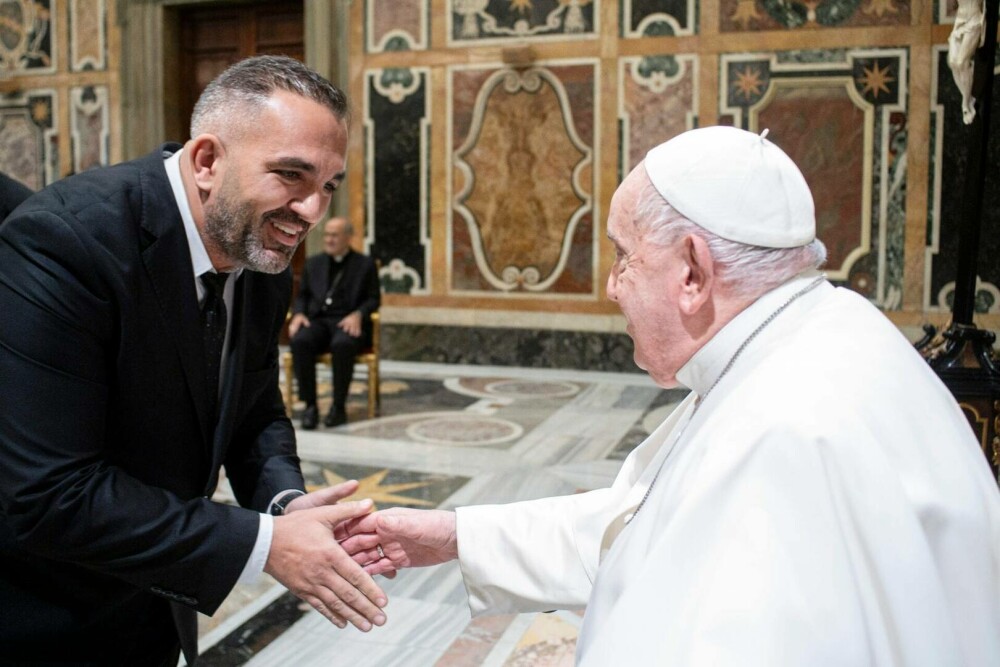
[446,59,601,299]
[363,66,432,295]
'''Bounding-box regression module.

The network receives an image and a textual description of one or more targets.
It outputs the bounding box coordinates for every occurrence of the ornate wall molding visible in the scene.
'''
[346,0,999,330]
[447,0,597,45]
[448,62,597,296]
[71,84,109,172]
[621,0,696,37]
[721,0,910,31]
[0,88,58,189]
[70,0,106,71]
[0,0,55,74]
[618,53,698,176]
[366,0,427,52]
[364,65,431,295]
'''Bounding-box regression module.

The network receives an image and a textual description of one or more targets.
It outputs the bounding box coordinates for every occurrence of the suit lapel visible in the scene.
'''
[137,145,215,447]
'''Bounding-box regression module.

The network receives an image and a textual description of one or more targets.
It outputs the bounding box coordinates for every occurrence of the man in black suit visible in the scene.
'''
[0,171,32,219]
[0,56,388,665]
[289,216,380,429]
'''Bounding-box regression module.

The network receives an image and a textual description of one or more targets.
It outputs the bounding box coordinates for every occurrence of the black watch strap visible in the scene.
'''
[268,490,306,516]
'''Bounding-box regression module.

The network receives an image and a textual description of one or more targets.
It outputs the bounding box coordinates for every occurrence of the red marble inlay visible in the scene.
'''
[758,85,866,274]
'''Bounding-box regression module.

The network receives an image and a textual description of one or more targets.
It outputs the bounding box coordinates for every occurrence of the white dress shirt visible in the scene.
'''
[164,150,277,585]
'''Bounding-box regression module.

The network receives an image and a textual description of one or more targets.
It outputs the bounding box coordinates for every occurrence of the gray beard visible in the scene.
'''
[203,194,298,274]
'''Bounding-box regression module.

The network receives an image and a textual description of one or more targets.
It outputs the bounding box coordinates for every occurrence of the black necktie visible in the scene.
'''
[200,271,229,417]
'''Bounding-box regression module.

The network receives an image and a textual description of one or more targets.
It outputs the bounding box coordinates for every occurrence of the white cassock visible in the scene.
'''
[456,272,1000,666]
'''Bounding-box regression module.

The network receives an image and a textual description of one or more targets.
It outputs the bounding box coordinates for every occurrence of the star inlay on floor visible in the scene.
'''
[307,468,440,508]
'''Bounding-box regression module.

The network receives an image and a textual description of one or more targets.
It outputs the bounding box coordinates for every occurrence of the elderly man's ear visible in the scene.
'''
[677,234,714,315]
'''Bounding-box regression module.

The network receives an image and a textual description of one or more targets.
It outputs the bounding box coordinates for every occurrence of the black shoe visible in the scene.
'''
[301,405,319,430]
[324,407,347,427]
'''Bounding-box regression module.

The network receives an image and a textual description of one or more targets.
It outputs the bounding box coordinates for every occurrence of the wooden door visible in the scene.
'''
[177,1,305,139]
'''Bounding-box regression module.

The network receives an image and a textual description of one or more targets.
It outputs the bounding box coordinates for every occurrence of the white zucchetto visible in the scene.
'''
[644,126,816,248]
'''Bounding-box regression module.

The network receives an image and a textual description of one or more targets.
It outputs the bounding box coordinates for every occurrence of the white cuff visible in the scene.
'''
[236,513,273,585]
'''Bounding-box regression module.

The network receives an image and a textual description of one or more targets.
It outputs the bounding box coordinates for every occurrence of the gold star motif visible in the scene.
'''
[509,0,533,13]
[31,99,49,124]
[729,0,762,28]
[308,468,437,508]
[863,0,899,17]
[733,65,765,101]
[857,61,895,99]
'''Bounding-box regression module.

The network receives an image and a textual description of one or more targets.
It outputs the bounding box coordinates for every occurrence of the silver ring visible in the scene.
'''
[376,544,385,559]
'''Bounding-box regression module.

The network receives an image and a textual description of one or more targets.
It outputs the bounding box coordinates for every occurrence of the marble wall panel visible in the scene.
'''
[365,66,431,295]
[0,89,57,189]
[448,0,596,44]
[343,0,999,332]
[70,85,108,172]
[69,0,105,71]
[927,47,1000,313]
[0,0,54,73]
[720,0,910,31]
[449,62,597,296]
[619,53,697,176]
[366,0,427,52]
[621,0,696,37]
[720,48,908,309]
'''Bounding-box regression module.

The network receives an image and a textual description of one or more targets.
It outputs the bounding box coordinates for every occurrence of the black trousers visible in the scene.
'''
[290,318,363,409]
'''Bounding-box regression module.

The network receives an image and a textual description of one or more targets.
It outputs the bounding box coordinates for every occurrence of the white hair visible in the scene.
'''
[633,173,827,300]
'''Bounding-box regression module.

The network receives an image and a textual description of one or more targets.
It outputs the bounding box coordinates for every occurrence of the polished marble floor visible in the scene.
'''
[195,359,686,666]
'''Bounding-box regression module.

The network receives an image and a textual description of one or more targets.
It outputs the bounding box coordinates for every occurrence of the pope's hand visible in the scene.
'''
[286,480,394,573]
[345,508,458,577]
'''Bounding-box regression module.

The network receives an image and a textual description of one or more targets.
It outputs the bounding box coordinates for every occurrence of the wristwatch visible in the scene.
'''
[268,490,306,516]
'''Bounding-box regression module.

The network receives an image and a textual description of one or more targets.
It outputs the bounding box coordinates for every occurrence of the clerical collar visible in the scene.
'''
[675,271,829,396]
[331,250,350,263]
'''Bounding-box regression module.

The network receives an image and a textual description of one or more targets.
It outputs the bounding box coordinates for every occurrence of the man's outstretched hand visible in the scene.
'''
[285,479,383,549]
[265,494,388,632]
[343,508,458,578]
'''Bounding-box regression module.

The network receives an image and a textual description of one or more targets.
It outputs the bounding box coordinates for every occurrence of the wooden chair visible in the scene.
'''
[282,311,381,420]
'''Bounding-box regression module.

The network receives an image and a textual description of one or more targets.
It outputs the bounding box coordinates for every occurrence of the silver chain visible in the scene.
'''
[624,275,826,525]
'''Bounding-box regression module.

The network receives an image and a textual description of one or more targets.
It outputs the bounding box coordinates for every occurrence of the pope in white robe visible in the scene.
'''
[349,126,1000,666]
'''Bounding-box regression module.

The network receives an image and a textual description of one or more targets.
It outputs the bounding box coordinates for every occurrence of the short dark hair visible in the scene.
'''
[191,55,349,137]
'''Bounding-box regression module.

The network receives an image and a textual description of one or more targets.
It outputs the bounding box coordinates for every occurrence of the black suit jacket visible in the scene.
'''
[293,248,380,344]
[0,145,303,662]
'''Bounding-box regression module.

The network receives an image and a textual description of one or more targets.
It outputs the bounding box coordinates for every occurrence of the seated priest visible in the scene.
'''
[289,216,380,429]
